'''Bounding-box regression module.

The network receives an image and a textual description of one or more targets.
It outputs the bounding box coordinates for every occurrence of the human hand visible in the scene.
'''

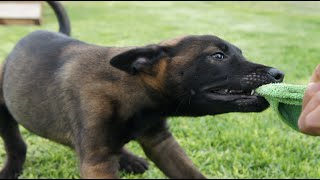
[298,64,320,135]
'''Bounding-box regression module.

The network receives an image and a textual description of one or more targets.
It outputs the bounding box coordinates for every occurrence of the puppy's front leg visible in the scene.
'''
[73,96,124,179]
[75,122,121,179]
[78,136,120,179]
[137,122,206,179]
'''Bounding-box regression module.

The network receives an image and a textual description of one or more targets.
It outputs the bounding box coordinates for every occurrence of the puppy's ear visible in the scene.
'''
[110,45,167,75]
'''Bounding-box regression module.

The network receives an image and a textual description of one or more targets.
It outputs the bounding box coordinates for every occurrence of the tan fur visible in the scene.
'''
[140,59,168,93]
[160,36,186,47]
[81,161,118,179]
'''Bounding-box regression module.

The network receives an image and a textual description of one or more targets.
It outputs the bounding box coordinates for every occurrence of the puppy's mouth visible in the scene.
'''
[201,85,269,112]
[204,87,261,101]
[208,89,257,96]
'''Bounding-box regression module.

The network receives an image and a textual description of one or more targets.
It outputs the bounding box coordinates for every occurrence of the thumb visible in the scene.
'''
[302,83,320,110]
[302,64,320,110]
[310,64,320,83]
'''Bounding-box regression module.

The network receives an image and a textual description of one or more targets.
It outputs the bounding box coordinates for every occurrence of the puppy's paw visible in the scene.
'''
[119,153,149,174]
[0,169,22,179]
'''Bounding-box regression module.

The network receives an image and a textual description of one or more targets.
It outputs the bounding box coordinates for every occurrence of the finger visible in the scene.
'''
[310,64,320,83]
[302,83,320,110]
[300,91,320,125]
[301,105,320,136]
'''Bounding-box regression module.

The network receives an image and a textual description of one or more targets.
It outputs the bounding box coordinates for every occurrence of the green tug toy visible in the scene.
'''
[256,83,307,132]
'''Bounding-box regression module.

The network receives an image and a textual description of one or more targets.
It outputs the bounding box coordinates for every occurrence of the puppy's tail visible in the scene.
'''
[46,1,71,36]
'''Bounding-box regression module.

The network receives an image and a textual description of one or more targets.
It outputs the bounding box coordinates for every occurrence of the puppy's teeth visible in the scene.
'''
[250,90,255,96]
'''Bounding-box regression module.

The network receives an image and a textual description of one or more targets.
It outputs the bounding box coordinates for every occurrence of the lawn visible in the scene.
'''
[0,1,320,179]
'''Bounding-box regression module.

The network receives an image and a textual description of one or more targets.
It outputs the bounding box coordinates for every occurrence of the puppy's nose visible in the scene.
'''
[267,68,285,83]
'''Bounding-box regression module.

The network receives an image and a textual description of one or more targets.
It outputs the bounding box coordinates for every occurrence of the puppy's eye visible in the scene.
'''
[211,52,225,60]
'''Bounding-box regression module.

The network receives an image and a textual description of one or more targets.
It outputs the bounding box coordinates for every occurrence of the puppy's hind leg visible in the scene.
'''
[0,107,27,179]
[0,64,27,179]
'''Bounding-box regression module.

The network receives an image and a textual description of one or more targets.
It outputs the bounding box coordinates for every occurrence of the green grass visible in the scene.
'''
[0,1,320,179]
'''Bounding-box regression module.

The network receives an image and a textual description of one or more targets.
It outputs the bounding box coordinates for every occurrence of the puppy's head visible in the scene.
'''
[110,35,284,116]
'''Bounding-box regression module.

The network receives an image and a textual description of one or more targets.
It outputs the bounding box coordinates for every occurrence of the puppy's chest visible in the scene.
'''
[117,109,165,143]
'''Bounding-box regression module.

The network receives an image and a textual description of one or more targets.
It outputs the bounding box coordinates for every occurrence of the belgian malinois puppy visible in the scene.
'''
[0,1,284,179]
